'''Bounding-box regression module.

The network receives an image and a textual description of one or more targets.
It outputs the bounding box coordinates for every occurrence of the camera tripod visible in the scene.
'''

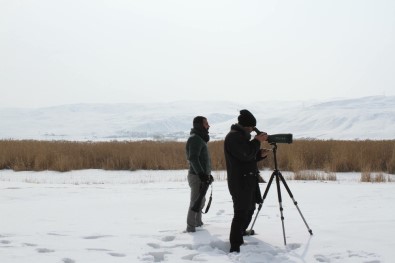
[248,143,313,245]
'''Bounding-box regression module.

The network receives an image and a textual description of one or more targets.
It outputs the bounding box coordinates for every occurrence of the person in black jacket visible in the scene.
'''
[224,109,268,253]
[185,116,212,233]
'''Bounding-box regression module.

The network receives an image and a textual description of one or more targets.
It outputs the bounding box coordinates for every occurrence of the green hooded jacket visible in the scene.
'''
[186,129,211,175]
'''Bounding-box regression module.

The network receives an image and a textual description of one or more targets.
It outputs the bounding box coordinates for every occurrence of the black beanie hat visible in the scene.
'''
[238,109,256,127]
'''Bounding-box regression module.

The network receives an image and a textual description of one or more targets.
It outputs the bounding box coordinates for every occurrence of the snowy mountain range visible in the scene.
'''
[0,96,394,141]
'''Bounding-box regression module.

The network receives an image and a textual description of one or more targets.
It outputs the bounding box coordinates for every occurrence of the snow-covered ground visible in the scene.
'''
[1,169,394,262]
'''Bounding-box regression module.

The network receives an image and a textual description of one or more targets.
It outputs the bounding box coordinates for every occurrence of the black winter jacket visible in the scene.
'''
[224,124,262,210]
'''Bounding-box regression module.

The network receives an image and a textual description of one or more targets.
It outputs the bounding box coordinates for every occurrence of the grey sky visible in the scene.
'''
[1,0,394,108]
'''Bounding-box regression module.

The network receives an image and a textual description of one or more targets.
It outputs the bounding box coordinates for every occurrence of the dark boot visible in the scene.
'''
[186,225,196,233]
[230,245,240,253]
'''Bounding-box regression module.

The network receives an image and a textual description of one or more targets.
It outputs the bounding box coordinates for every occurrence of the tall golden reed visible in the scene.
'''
[0,139,394,174]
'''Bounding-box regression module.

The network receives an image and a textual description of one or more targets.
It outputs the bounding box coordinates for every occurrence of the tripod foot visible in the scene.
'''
[243,229,255,236]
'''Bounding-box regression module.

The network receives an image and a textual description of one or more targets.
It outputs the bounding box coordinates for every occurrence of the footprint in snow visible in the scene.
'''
[216,209,225,215]
[314,254,330,262]
[23,243,38,247]
[62,258,76,263]
[145,251,171,262]
[47,232,67,236]
[82,235,112,239]
[161,235,176,242]
[108,252,126,257]
[36,248,55,253]
[147,243,161,249]
[286,243,302,250]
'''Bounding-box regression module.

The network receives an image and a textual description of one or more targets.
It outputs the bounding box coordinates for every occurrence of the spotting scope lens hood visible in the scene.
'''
[253,128,293,144]
[268,134,293,144]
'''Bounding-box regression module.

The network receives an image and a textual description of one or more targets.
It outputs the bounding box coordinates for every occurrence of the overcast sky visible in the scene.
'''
[1,0,394,108]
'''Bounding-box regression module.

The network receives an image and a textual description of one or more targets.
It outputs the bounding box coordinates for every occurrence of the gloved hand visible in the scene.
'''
[209,174,214,183]
[198,172,210,182]
[256,192,263,204]
[198,173,214,185]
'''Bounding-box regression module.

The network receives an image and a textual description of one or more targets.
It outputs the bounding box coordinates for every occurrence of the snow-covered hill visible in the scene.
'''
[0,96,394,141]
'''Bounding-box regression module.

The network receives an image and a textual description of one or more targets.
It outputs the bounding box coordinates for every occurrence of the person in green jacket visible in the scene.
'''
[185,116,212,233]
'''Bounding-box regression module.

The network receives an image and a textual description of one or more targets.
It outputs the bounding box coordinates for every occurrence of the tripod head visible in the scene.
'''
[270,142,279,172]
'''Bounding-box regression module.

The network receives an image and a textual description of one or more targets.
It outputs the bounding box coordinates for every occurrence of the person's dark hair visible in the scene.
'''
[193,116,206,129]
[192,116,209,142]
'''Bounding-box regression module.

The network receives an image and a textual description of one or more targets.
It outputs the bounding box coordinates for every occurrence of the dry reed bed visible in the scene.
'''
[0,140,394,174]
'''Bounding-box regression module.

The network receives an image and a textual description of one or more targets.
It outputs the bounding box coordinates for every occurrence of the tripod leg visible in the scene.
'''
[249,172,275,233]
[248,203,262,235]
[248,172,275,234]
[262,171,275,200]
[275,171,287,245]
[278,172,313,235]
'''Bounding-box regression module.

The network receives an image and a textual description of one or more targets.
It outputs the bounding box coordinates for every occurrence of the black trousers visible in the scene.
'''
[229,209,255,248]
